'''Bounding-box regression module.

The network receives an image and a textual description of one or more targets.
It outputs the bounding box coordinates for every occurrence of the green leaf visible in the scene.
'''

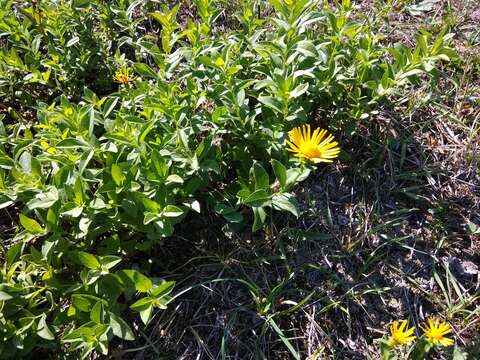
[19,214,44,234]
[162,205,184,218]
[78,252,101,269]
[166,174,184,185]
[46,207,58,231]
[37,315,55,340]
[62,205,84,218]
[258,96,283,113]
[144,212,160,225]
[63,326,93,342]
[380,338,394,360]
[139,305,154,325]
[295,40,319,58]
[236,89,245,107]
[286,168,310,189]
[109,312,135,341]
[289,83,309,98]
[66,36,80,48]
[130,297,154,313]
[177,129,189,150]
[197,56,221,69]
[111,164,126,186]
[267,318,300,360]
[214,204,244,223]
[252,206,266,232]
[243,189,271,207]
[342,0,352,12]
[103,97,119,118]
[120,270,153,293]
[78,217,91,237]
[72,177,85,205]
[0,291,13,300]
[135,194,161,213]
[139,120,157,144]
[27,187,59,210]
[73,0,92,8]
[272,193,299,217]
[252,163,270,191]
[398,68,424,80]
[56,138,90,149]
[411,338,431,360]
[271,159,287,189]
[72,295,108,313]
[0,171,5,191]
[150,281,175,298]
[134,63,158,79]
[150,12,169,27]
[90,301,104,324]
[6,242,24,266]
[100,255,122,270]
[79,149,95,176]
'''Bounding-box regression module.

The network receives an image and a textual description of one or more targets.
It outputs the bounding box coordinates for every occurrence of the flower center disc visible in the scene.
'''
[299,142,321,158]
[429,328,443,340]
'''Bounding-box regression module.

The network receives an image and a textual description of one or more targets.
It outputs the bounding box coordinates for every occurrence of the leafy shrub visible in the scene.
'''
[0,0,147,104]
[0,0,454,358]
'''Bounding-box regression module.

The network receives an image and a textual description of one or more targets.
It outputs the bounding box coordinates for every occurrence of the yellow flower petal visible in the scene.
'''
[422,317,454,347]
[388,320,416,347]
[286,125,340,163]
[439,338,454,347]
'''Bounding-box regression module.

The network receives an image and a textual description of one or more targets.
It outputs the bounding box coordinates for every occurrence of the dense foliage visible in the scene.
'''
[0,0,454,358]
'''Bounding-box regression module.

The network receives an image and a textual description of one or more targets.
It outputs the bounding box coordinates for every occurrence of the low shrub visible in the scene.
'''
[0,0,454,357]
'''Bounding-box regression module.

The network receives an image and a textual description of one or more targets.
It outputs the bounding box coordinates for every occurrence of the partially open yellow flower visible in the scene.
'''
[287,125,340,163]
[388,320,416,347]
[113,67,132,85]
[422,318,454,347]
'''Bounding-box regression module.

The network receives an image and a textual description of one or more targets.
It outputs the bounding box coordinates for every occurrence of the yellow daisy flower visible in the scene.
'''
[422,318,454,347]
[388,320,416,347]
[286,125,340,163]
[113,67,132,85]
